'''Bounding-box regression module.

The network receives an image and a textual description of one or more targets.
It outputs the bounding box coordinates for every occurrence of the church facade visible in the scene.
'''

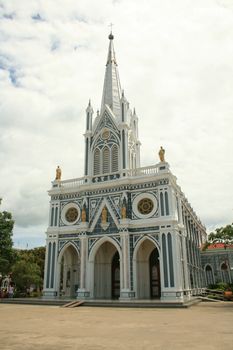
[43,33,207,301]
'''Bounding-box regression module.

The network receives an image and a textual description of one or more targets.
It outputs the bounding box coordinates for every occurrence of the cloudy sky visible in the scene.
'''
[0,0,233,248]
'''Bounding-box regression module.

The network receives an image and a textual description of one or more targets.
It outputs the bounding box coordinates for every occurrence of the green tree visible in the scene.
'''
[208,223,233,248]
[0,210,15,275]
[12,247,45,293]
[11,259,41,293]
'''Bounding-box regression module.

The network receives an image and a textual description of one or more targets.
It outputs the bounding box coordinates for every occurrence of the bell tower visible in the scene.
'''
[84,32,141,183]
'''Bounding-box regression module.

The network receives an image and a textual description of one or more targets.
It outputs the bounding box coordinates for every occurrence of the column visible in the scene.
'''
[77,236,90,298]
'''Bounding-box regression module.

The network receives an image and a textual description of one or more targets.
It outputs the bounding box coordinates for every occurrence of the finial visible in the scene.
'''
[133,108,136,115]
[88,99,91,107]
[108,23,114,40]
[158,146,165,162]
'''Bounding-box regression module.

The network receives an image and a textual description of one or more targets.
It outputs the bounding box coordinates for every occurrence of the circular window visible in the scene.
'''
[132,193,158,219]
[61,203,80,225]
[102,129,110,140]
[137,198,154,215]
[65,207,79,223]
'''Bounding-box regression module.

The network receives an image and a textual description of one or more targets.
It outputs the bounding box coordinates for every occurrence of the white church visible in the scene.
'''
[43,33,207,302]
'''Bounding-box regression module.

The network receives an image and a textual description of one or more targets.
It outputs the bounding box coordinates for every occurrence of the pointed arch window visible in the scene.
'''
[165,191,169,215]
[221,263,230,284]
[94,148,100,175]
[160,192,165,216]
[111,145,119,172]
[102,147,110,174]
[205,265,214,286]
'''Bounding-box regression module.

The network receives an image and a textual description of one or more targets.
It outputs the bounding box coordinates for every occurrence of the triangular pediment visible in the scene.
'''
[93,105,119,136]
[90,197,119,233]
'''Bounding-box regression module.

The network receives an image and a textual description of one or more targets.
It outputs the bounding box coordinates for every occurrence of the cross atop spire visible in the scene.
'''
[101,32,122,119]
[109,22,114,34]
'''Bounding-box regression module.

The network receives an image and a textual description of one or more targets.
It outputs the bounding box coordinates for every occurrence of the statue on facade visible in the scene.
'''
[158,146,165,162]
[81,207,86,223]
[121,205,127,219]
[55,166,62,180]
[101,206,107,224]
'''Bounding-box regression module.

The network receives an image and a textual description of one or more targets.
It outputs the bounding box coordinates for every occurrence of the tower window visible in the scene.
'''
[94,148,100,175]
[102,147,110,174]
[111,145,119,172]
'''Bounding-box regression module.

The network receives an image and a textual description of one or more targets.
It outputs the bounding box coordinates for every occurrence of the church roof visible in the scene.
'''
[100,32,122,120]
[204,243,233,251]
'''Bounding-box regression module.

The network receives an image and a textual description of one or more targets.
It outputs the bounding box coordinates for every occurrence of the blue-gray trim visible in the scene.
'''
[51,207,54,226]
[50,242,56,288]
[162,234,168,287]
[167,233,174,287]
[121,102,124,122]
[128,226,159,233]
[122,130,126,169]
[165,191,169,215]
[160,192,164,216]
[55,207,58,226]
[86,112,89,130]
[129,235,134,291]
[46,242,52,288]
[85,138,89,176]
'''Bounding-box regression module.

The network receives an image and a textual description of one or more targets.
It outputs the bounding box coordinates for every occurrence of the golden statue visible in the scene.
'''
[121,205,127,219]
[158,146,165,162]
[55,166,62,180]
[81,207,86,222]
[101,206,107,224]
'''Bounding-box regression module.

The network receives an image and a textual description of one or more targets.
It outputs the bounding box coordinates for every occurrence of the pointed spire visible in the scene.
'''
[86,99,93,113]
[101,32,122,119]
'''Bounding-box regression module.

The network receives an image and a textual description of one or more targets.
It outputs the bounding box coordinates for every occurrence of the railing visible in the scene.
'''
[127,164,160,177]
[52,177,85,189]
[51,164,169,190]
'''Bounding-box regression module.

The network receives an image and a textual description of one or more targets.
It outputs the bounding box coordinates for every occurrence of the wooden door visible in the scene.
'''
[149,248,161,298]
[112,251,120,299]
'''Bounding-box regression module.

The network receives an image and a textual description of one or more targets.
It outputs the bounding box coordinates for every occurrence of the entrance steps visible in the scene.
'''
[62,300,85,308]
[0,297,201,308]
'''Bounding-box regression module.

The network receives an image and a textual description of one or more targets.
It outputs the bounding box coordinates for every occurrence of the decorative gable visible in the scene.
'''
[90,197,120,234]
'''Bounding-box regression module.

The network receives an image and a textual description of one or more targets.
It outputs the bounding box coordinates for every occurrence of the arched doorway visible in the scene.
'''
[59,244,80,298]
[205,265,214,286]
[94,241,121,299]
[221,262,230,284]
[135,239,161,299]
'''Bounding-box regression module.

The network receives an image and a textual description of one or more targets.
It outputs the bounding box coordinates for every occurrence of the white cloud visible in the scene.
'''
[0,0,233,246]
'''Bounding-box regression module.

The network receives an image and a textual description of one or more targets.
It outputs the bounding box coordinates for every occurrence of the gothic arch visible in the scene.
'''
[89,236,122,263]
[133,236,161,299]
[111,144,119,172]
[204,264,214,286]
[57,242,80,298]
[58,241,80,261]
[102,146,110,174]
[220,262,230,284]
[133,235,160,257]
[88,236,123,299]
[93,148,101,175]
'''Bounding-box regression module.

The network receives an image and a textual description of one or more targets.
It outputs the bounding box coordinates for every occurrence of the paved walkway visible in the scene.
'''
[0,302,232,349]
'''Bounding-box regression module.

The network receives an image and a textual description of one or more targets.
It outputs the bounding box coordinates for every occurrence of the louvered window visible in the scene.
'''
[111,145,118,172]
[102,147,110,174]
[94,148,100,175]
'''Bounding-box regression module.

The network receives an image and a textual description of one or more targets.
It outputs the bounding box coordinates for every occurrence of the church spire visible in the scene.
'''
[100,32,122,119]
